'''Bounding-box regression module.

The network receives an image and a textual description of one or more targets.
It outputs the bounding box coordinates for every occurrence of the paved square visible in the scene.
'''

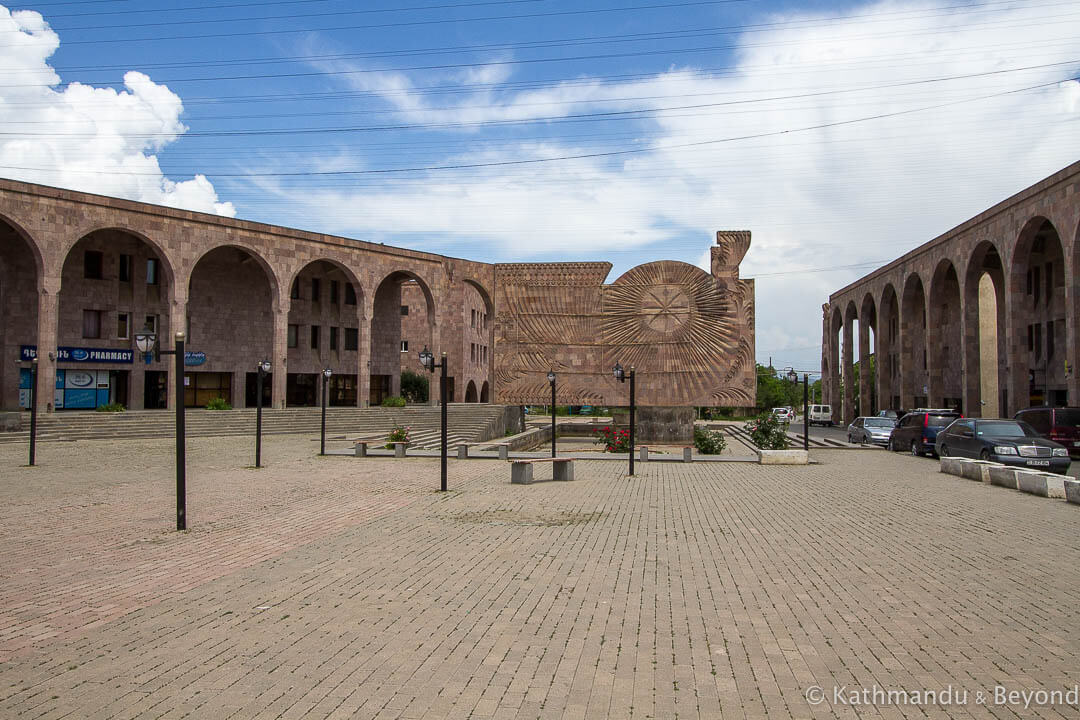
[1,438,1078,719]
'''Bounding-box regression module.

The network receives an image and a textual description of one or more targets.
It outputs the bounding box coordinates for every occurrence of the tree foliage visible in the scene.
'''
[400,370,429,403]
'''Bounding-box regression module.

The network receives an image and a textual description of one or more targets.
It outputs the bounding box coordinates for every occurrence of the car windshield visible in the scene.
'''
[1055,409,1080,426]
[926,414,958,427]
[864,418,894,428]
[977,421,1039,438]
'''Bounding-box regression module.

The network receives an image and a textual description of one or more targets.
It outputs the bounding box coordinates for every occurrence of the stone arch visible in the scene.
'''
[0,214,43,409]
[464,380,478,403]
[188,241,279,307]
[1009,216,1066,411]
[371,270,436,405]
[186,245,277,408]
[480,380,490,403]
[859,292,877,416]
[61,225,175,292]
[901,272,928,408]
[828,306,843,423]
[878,283,900,412]
[56,228,177,410]
[963,240,1005,417]
[929,258,962,411]
[842,300,858,422]
[285,258,366,407]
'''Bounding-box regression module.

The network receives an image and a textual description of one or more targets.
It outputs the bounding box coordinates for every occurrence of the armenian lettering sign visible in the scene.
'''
[20,345,134,364]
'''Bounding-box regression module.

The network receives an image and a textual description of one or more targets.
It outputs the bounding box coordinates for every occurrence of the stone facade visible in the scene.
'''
[822,160,1080,424]
[1,178,754,412]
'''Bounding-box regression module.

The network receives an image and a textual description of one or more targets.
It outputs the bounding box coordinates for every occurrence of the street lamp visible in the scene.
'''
[613,362,635,476]
[786,367,809,452]
[255,360,270,467]
[26,356,38,466]
[135,326,187,531]
[320,367,333,456]
[547,370,557,458]
[419,346,448,492]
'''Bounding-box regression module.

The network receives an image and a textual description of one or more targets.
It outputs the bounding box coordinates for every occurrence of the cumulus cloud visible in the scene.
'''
[267,0,1080,369]
[0,5,235,216]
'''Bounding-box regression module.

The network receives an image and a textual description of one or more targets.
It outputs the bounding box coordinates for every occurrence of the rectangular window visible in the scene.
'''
[83,309,102,338]
[1033,266,1041,305]
[311,278,321,303]
[84,251,103,279]
[144,314,158,334]
[400,340,408,352]
[471,343,476,362]
[1034,322,1042,360]
[330,281,339,304]
[287,324,298,348]
[330,326,338,351]
[1046,262,1054,305]
[291,279,300,300]
[345,283,357,305]
[471,309,476,328]
[116,312,130,339]
[146,258,159,285]
[310,325,320,349]
[401,305,409,316]
[345,327,358,351]
[118,254,132,282]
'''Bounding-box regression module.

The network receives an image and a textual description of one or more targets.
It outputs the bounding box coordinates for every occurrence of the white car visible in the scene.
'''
[772,407,794,422]
[808,404,833,426]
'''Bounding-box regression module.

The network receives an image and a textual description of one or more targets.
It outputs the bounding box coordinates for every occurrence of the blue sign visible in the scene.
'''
[184,351,207,366]
[21,345,134,364]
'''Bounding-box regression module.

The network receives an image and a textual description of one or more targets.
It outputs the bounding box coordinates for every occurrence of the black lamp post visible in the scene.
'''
[419,346,448,492]
[136,326,187,531]
[547,370,556,458]
[614,362,635,476]
[320,367,332,456]
[27,356,38,466]
[255,360,270,467]
[787,368,809,452]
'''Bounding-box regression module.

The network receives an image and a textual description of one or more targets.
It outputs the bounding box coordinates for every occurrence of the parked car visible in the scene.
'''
[1014,406,1080,458]
[935,418,1071,474]
[772,407,794,422]
[847,416,897,445]
[877,409,901,419]
[888,409,961,456]
[807,404,833,426]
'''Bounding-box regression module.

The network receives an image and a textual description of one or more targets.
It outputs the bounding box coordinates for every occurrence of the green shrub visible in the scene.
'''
[400,370,429,403]
[381,395,406,408]
[205,396,232,410]
[385,423,410,449]
[592,426,631,453]
[693,426,727,454]
[744,412,789,450]
[95,402,125,413]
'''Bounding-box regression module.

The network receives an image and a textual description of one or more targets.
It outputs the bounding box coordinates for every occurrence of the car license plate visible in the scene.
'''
[1073,441,1080,447]
[1026,460,1050,466]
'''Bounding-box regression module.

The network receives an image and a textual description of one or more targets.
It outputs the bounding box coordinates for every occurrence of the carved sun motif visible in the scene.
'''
[639,285,691,334]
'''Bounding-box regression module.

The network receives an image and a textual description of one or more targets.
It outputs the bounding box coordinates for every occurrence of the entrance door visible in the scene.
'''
[245,372,273,407]
[109,370,129,408]
[144,371,168,409]
[369,374,391,406]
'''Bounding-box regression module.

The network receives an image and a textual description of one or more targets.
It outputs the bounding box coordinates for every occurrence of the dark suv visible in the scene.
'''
[888,409,961,457]
[1014,407,1080,458]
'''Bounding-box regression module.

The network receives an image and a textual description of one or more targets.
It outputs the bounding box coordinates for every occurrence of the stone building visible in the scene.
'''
[1,178,755,413]
[822,160,1080,424]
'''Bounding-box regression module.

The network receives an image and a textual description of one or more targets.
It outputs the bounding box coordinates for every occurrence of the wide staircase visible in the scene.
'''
[0,404,512,449]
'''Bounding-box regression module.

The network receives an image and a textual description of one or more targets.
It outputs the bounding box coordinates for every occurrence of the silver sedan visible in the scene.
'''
[847,416,897,446]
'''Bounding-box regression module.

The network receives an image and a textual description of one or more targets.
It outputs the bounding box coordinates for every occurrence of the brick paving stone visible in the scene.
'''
[1,438,1080,719]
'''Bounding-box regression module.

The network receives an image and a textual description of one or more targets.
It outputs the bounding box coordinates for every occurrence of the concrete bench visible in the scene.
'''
[457,441,511,460]
[510,458,574,484]
[352,435,385,457]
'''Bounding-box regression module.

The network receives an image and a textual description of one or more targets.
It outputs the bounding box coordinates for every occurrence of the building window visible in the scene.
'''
[1034,323,1042,361]
[291,278,300,300]
[116,312,130,339]
[471,309,476,328]
[345,283,357,305]
[311,278,321,303]
[146,258,159,285]
[345,327,358,351]
[287,324,298,348]
[330,281,339,304]
[84,251,103,279]
[400,340,408,353]
[330,326,338,351]
[118,254,132,282]
[144,314,158,334]
[471,343,476,363]
[311,325,320,349]
[1032,266,1041,305]
[83,310,102,338]
[401,305,409,316]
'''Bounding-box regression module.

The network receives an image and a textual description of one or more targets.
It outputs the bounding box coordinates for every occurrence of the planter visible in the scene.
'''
[1065,479,1080,505]
[960,459,993,482]
[757,449,808,465]
[939,457,964,476]
[1015,470,1049,497]
[988,465,1018,489]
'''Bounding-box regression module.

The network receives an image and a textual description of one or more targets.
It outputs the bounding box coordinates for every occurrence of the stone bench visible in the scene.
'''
[510,458,574,484]
[457,442,510,460]
[353,437,409,458]
[639,446,694,463]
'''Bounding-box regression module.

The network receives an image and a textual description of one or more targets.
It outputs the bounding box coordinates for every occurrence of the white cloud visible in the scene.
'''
[0,5,235,216]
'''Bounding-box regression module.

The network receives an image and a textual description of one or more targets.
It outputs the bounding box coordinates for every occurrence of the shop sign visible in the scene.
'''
[184,351,207,366]
[20,345,133,364]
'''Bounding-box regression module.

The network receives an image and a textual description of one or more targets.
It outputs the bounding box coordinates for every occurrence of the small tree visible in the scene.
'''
[693,427,727,454]
[745,412,789,450]
[400,370,429,403]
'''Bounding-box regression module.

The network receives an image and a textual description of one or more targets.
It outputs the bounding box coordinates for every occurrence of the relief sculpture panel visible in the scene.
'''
[493,231,756,406]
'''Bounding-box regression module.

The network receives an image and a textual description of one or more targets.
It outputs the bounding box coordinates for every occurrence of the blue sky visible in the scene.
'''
[2,0,1079,376]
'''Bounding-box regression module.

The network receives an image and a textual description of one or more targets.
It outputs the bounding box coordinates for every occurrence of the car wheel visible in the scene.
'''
[980,449,991,461]
[910,440,920,457]
[847,434,854,443]
[940,445,949,457]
